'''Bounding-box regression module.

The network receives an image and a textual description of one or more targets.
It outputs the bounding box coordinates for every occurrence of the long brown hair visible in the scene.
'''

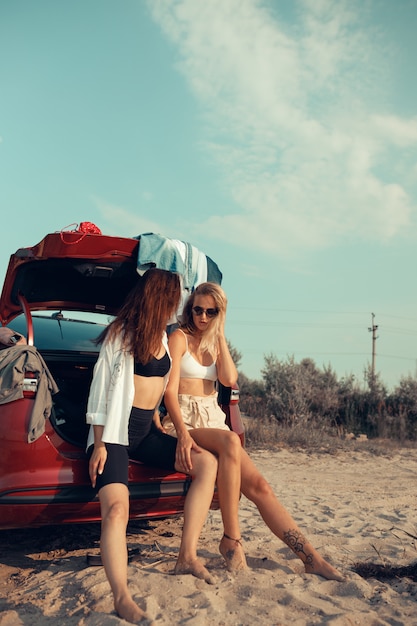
[181,282,227,359]
[98,268,181,363]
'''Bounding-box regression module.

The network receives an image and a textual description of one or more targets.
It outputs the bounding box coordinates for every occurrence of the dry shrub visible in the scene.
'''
[243,415,336,452]
[354,561,417,582]
[354,527,417,582]
[243,417,282,448]
[243,415,403,456]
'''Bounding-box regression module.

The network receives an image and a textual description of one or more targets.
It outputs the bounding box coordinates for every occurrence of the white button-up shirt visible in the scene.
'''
[86,332,171,449]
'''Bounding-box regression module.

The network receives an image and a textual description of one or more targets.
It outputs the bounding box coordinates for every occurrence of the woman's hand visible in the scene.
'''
[153,410,166,433]
[175,430,202,474]
[89,444,107,488]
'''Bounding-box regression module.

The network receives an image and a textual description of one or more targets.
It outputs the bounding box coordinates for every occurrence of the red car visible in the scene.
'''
[0,230,244,530]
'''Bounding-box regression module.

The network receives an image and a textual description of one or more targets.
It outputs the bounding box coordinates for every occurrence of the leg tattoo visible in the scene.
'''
[283,529,314,567]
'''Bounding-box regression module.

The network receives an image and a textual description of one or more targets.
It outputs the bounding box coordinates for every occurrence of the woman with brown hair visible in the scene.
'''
[86,269,218,624]
[162,282,344,581]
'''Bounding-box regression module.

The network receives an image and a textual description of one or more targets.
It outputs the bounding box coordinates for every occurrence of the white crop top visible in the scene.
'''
[179,330,217,382]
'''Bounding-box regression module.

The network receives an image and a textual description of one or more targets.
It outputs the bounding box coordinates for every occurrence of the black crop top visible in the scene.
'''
[134,351,170,377]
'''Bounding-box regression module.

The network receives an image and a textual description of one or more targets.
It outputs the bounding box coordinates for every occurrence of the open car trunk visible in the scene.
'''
[48,352,96,448]
[2,231,243,449]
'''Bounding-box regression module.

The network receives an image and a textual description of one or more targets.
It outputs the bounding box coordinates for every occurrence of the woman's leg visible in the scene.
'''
[174,447,219,582]
[239,449,344,581]
[190,428,247,571]
[132,427,218,583]
[99,483,151,623]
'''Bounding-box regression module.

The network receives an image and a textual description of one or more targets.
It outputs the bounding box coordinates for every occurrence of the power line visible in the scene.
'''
[237,349,416,362]
[230,320,365,329]
[229,320,417,336]
[229,318,417,336]
[230,306,417,322]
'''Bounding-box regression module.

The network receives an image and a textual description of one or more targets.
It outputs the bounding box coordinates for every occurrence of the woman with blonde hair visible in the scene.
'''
[162,282,344,580]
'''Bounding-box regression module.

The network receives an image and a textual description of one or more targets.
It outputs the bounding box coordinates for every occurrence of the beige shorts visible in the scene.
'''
[163,393,230,436]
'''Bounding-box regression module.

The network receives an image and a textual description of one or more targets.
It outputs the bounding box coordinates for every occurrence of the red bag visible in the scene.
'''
[78,222,102,235]
[60,222,102,244]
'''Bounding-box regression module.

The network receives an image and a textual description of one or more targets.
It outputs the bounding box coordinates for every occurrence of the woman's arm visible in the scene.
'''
[165,330,202,472]
[215,327,238,388]
[86,340,112,487]
[86,340,113,425]
[88,425,107,488]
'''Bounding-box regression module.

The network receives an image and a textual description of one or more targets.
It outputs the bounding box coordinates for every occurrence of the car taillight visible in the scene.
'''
[23,372,38,398]
[230,388,239,404]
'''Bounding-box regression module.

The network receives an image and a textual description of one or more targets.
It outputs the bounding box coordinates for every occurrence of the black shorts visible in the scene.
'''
[87,407,178,492]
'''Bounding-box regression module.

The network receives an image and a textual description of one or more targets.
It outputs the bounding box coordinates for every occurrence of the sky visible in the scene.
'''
[1,0,417,390]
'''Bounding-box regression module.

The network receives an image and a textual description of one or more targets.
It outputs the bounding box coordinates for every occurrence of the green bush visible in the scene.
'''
[238,354,417,442]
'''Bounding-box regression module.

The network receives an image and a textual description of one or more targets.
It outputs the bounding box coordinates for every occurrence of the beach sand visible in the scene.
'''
[1,446,417,625]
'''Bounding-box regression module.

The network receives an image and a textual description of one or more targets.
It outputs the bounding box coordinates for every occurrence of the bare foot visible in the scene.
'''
[304,556,345,581]
[219,534,247,572]
[283,529,344,581]
[115,595,154,624]
[174,558,215,584]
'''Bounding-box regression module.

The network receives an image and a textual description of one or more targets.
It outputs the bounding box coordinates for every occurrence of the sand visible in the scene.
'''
[1,446,417,625]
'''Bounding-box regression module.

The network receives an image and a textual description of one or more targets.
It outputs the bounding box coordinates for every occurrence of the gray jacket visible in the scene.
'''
[0,345,59,442]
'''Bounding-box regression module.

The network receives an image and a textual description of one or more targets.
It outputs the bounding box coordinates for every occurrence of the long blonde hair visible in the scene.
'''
[181,282,227,359]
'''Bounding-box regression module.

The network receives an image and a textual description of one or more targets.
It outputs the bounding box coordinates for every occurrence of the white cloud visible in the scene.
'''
[148,0,417,258]
[92,196,163,238]
[371,114,417,147]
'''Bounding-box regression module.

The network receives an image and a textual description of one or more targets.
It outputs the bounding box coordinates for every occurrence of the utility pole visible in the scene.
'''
[368,312,378,386]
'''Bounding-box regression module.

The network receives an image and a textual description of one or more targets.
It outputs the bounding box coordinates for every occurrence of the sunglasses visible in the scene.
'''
[192,306,219,318]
